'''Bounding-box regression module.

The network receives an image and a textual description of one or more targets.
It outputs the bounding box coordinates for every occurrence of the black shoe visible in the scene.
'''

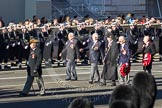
[19,92,28,97]
[89,80,93,84]
[0,65,2,70]
[57,62,60,67]
[99,82,106,86]
[19,65,22,69]
[65,78,71,81]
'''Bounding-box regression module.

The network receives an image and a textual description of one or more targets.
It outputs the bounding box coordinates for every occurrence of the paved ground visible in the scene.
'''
[0,62,162,108]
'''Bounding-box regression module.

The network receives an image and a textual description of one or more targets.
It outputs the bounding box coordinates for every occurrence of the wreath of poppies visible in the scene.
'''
[120,63,131,77]
[142,53,151,66]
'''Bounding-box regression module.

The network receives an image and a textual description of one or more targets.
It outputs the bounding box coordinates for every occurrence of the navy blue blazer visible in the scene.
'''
[85,40,104,63]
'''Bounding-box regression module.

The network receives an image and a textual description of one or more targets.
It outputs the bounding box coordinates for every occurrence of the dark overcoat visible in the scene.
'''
[27,47,42,77]
[101,40,119,80]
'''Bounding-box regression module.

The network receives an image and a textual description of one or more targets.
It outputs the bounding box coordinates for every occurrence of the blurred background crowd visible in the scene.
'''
[0,13,162,70]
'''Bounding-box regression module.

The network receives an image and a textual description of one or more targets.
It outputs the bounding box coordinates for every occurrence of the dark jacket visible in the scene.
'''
[27,47,42,76]
[84,40,104,63]
[142,27,155,39]
[62,38,80,60]
[143,42,156,70]
[101,40,119,80]
[126,27,139,45]
[118,44,130,65]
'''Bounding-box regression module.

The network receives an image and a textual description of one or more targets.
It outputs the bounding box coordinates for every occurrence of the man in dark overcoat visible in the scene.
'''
[100,32,119,86]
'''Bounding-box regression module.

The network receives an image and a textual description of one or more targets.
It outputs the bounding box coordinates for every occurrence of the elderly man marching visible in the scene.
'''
[60,33,80,81]
[19,39,45,96]
[81,33,104,84]
[117,36,131,85]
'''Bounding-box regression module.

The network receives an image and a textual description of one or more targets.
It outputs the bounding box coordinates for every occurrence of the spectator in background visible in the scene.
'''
[64,15,71,25]
[142,36,156,74]
[32,15,38,23]
[41,16,48,25]
[126,13,132,24]
[52,18,59,26]
[72,15,79,26]
[140,16,146,24]
[82,15,90,22]
[0,16,5,27]
[36,18,41,27]
[58,15,64,23]
[0,20,4,28]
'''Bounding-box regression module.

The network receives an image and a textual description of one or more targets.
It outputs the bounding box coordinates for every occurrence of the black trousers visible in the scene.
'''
[15,45,23,63]
[9,46,16,61]
[0,45,9,64]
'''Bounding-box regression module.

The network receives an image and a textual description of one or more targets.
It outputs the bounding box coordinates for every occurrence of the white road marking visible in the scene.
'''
[0,81,67,88]
[0,70,162,80]
[0,69,162,88]
[0,72,90,80]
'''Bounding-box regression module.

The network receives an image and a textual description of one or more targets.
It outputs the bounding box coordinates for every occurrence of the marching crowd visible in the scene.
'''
[0,14,162,70]
[0,14,160,101]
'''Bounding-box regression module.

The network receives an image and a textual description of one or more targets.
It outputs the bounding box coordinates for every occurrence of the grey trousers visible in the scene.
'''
[117,64,130,85]
[22,76,45,94]
[90,62,100,81]
[66,59,77,79]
